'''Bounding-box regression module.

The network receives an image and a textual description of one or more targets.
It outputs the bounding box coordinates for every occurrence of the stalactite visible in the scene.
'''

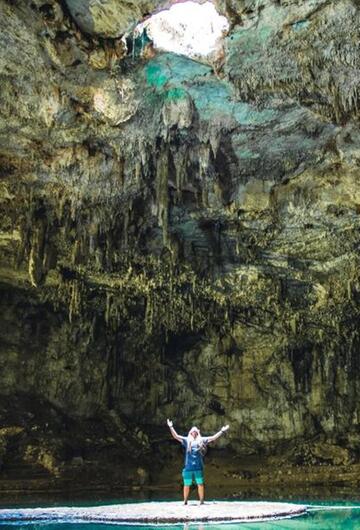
[68,280,81,323]
[123,208,129,248]
[105,291,112,325]
[28,217,47,287]
[190,294,195,331]
[145,292,154,335]
[138,139,148,174]
[173,149,187,203]
[156,148,169,246]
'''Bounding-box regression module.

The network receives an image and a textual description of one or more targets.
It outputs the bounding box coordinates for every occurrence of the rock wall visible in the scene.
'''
[1,0,360,481]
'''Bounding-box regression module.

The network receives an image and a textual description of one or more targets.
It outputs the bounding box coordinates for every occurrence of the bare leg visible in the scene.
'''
[183,486,190,504]
[197,484,205,504]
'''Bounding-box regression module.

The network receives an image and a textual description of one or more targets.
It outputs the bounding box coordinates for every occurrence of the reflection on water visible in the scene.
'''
[189,508,360,528]
[1,485,359,510]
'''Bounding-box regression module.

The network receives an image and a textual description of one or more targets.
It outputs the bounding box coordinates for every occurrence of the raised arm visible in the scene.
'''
[206,424,230,444]
[167,419,185,443]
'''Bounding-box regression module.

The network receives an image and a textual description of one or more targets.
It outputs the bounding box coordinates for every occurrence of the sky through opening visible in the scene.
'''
[136,1,229,61]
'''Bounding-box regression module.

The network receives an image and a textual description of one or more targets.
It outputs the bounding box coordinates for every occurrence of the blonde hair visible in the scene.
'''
[187,426,205,453]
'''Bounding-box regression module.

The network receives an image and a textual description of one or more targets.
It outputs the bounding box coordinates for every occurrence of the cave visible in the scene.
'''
[1,0,360,506]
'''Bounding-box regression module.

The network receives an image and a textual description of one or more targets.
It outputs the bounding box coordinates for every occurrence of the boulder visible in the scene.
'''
[65,1,161,37]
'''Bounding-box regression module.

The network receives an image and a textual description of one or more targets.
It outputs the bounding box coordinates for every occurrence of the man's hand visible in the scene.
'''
[221,424,229,432]
[167,419,173,428]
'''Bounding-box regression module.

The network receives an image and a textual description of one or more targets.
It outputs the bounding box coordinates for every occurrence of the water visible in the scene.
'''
[0,499,359,529]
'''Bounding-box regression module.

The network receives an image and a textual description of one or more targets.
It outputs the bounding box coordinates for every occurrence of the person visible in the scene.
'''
[167,418,229,505]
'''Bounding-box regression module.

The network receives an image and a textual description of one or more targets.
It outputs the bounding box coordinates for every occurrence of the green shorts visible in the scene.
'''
[182,468,204,486]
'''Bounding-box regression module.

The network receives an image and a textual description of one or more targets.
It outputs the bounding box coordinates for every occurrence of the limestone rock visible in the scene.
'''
[92,78,138,125]
[65,0,161,37]
[162,89,193,129]
[310,442,353,466]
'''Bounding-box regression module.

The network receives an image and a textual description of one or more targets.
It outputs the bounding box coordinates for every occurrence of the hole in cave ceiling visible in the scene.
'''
[135,1,229,62]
